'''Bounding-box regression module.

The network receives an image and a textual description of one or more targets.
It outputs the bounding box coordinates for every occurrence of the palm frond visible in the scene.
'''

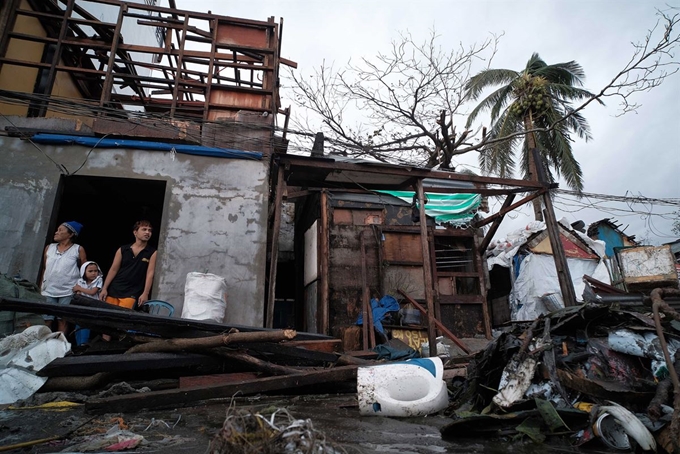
[466,84,515,127]
[535,61,586,85]
[464,68,519,100]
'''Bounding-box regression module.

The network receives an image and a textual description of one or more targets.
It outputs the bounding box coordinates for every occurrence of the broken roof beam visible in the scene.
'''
[85,365,358,414]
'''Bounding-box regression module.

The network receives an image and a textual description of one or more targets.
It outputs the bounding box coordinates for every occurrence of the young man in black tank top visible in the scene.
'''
[100,220,157,310]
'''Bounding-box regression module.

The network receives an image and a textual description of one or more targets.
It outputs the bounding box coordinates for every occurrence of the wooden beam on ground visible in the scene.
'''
[180,372,259,388]
[282,339,341,353]
[85,365,358,414]
[240,342,340,363]
[478,194,516,254]
[37,352,221,377]
[398,289,471,354]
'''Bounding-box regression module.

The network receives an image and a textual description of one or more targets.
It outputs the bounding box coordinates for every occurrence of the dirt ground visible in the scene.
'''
[0,393,585,454]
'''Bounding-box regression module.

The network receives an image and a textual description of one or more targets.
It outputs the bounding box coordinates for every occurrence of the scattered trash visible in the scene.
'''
[0,325,70,404]
[209,406,343,454]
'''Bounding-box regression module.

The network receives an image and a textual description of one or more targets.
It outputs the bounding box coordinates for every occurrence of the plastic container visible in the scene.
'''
[357,357,449,417]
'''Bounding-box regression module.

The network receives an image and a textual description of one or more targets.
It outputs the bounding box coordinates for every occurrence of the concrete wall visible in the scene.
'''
[0,135,269,327]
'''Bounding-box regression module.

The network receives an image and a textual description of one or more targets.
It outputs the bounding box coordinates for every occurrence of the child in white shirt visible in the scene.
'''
[73,261,103,299]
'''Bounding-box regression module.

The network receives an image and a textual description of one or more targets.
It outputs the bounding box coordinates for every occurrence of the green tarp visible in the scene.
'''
[378,191,481,227]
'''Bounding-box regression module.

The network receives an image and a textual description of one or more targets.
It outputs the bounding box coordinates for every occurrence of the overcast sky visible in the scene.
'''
[178,0,679,245]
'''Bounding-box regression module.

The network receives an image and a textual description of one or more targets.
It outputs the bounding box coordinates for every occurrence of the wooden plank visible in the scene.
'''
[473,189,547,228]
[383,232,423,263]
[37,352,221,377]
[542,190,577,307]
[283,339,341,353]
[0,298,332,341]
[180,372,259,388]
[241,342,339,363]
[319,190,329,335]
[416,180,437,356]
[100,4,126,107]
[266,167,285,329]
[85,365,358,414]
[360,234,369,351]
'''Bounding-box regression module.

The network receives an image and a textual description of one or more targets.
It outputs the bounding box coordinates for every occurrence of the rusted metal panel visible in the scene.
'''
[333,208,353,225]
[618,245,679,290]
[208,88,270,116]
[383,232,423,263]
[216,22,268,48]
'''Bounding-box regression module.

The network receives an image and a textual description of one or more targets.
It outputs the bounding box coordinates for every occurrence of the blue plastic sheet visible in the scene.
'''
[31,133,263,160]
[356,295,400,335]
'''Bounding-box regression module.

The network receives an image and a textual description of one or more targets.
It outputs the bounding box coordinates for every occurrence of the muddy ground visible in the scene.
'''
[0,393,592,453]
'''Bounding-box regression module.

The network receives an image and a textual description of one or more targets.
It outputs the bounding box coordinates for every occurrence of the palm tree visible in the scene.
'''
[465,53,599,220]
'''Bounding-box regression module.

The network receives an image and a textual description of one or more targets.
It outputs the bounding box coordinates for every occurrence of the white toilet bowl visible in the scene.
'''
[357,357,449,417]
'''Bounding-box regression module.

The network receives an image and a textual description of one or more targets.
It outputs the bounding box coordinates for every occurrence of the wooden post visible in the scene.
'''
[360,234,375,348]
[265,167,285,328]
[531,149,576,307]
[416,179,437,356]
[360,234,370,350]
[170,14,189,117]
[319,190,329,335]
[542,193,577,307]
[100,4,127,108]
[39,0,76,116]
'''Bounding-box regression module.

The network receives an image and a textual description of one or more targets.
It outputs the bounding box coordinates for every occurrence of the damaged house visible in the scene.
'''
[486,219,611,322]
[0,0,293,326]
[0,0,581,352]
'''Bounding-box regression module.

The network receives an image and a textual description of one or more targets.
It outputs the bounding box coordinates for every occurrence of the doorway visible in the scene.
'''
[47,175,166,277]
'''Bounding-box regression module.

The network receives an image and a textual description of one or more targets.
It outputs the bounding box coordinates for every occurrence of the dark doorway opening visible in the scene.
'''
[273,259,296,329]
[47,175,166,278]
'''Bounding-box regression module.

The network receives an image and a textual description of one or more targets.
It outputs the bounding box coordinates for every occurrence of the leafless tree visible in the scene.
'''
[288,31,501,169]
[285,9,679,169]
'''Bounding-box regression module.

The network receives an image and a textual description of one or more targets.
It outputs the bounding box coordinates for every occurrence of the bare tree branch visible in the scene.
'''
[284,8,678,170]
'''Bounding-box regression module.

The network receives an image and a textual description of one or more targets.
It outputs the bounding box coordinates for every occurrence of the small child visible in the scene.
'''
[73,261,103,299]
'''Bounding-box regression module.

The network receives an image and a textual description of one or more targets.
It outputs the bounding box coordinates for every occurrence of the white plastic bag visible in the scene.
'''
[181,272,227,323]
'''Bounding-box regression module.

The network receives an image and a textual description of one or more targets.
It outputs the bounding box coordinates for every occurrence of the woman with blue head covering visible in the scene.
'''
[40,221,87,333]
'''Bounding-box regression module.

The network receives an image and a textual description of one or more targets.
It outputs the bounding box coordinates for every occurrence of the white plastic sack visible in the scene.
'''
[0,325,71,404]
[181,272,227,323]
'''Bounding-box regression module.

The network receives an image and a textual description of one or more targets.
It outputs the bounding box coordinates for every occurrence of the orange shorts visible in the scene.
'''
[105,296,136,310]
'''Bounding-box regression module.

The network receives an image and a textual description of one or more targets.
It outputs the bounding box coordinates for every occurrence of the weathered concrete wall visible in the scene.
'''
[0,135,268,327]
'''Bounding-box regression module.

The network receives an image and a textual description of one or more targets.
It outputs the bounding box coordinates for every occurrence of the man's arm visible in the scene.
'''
[100,248,122,301]
[137,251,157,305]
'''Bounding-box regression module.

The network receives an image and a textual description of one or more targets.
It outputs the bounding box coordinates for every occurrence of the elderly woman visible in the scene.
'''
[40,221,86,333]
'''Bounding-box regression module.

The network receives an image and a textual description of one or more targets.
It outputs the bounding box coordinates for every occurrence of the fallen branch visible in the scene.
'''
[213,349,304,376]
[126,330,297,354]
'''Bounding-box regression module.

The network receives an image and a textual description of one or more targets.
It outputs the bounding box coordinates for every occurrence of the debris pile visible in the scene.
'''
[444,291,680,453]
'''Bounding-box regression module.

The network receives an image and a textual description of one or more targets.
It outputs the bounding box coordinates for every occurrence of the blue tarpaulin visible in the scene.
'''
[356,295,400,335]
[31,134,263,160]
